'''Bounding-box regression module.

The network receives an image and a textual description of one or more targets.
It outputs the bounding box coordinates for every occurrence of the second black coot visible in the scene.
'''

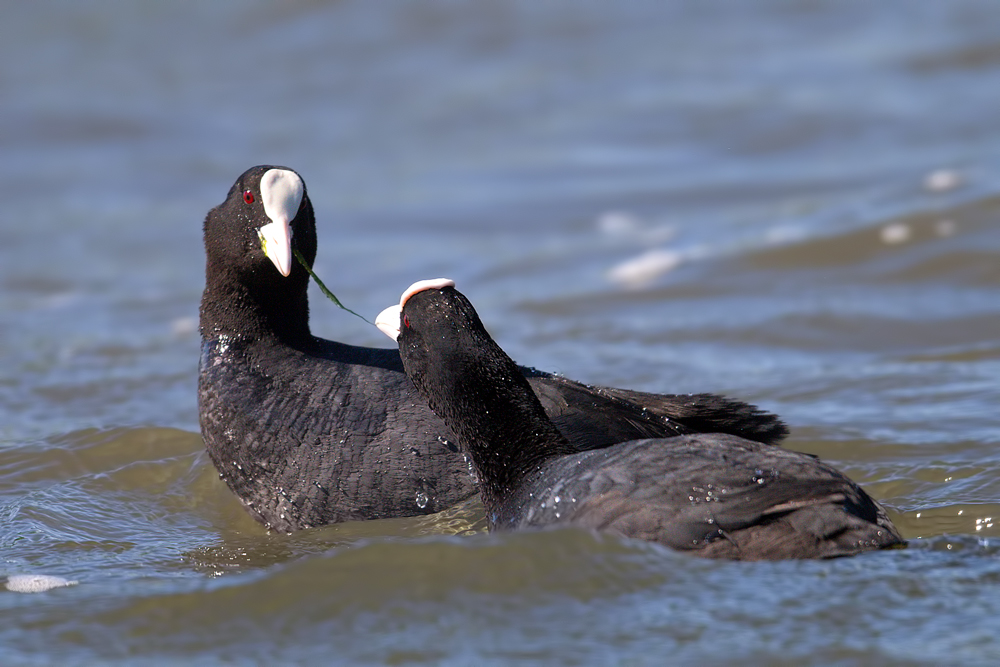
[378,280,904,559]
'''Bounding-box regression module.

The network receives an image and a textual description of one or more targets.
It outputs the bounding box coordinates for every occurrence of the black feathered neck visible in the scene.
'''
[199,165,318,345]
[397,287,576,514]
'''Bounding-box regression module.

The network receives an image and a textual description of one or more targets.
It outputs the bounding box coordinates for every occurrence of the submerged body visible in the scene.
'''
[489,434,898,559]
[383,281,904,559]
[199,166,788,532]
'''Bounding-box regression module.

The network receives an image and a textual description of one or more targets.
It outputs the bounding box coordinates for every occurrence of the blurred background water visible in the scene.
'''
[1,1,999,664]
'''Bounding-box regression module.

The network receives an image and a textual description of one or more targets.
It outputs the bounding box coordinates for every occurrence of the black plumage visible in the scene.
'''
[198,165,788,532]
[390,282,904,559]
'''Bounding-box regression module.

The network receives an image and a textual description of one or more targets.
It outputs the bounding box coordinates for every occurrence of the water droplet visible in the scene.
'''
[415,492,429,509]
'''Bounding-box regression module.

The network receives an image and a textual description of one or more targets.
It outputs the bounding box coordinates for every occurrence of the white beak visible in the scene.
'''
[257,168,304,277]
[258,219,292,277]
[375,304,402,341]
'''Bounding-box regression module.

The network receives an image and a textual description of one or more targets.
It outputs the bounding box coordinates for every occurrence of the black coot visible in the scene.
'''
[380,280,904,559]
[199,166,788,532]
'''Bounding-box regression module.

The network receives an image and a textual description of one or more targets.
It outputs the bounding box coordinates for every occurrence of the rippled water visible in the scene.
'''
[2,1,1000,664]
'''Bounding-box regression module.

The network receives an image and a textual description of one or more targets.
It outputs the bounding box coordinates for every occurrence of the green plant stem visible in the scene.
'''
[294,248,372,324]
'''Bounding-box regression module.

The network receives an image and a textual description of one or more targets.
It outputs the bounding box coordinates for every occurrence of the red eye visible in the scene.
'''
[403,314,410,328]
[243,190,255,204]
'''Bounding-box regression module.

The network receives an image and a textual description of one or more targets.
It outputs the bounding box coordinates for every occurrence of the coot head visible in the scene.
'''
[376,279,494,413]
[203,165,317,288]
[377,279,575,506]
[201,166,318,340]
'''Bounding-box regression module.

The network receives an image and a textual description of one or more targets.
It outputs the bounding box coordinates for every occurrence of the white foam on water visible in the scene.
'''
[5,574,78,593]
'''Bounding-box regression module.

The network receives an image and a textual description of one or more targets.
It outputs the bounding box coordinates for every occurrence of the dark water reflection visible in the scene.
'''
[1,1,999,664]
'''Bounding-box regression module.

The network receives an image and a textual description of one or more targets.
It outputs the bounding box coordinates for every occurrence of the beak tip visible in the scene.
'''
[259,219,294,278]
